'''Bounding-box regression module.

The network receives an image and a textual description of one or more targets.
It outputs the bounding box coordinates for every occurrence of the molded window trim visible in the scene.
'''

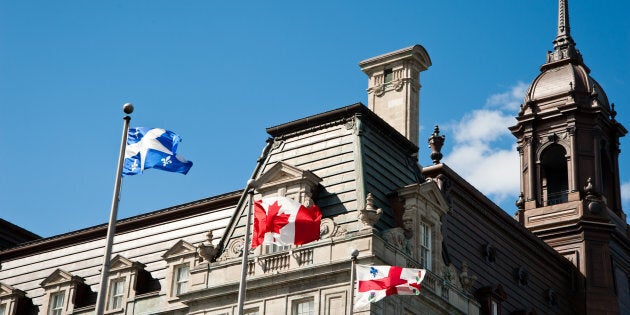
[173,264,190,296]
[48,292,64,315]
[107,278,125,310]
[292,297,314,315]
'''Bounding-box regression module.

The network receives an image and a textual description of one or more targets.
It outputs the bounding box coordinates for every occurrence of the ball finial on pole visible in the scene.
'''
[123,103,134,114]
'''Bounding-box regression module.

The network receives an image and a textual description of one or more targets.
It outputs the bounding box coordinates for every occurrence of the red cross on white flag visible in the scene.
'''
[354,264,426,310]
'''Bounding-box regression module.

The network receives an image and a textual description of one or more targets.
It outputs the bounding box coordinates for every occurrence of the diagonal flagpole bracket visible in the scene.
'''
[235,139,273,315]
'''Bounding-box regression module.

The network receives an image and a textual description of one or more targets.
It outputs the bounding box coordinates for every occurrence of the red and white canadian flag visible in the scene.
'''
[354,264,426,310]
[251,196,322,249]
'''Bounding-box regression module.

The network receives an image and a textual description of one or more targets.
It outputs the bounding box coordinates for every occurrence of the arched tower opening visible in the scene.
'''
[540,144,568,206]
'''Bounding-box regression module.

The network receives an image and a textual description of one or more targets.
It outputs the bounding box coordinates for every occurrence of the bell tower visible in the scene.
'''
[509,0,628,312]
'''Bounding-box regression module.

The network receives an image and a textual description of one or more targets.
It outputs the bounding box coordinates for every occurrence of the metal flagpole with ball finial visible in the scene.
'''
[95,103,134,315]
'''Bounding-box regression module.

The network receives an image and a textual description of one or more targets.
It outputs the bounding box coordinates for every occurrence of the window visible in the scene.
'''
[491,300,499,315]
[475,285,506,315]
[384,68,393,84]
[108,278,125,310]
[173,264,190,295]
[48,292,64,315]
[162,240,197,299]
[419,222,432,270]
[244,308,259,315]
[0,304,6,315]
[293,298,314,315]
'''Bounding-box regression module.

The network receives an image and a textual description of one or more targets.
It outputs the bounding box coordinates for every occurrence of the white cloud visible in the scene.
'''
[443,139,520,205]
[441,83,524,209]
[622,181,630,205]
[485,81,528,111]
[449,109,516,144]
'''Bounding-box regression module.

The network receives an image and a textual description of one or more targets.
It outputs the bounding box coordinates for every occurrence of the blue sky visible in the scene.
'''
[1,0,628,238]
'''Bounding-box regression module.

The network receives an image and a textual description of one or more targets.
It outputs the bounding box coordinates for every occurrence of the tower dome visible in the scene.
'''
[524,63,611,112]
[520,0,611,117]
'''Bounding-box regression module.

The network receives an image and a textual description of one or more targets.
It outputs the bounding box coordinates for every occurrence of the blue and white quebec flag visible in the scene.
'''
[123,127,193,176]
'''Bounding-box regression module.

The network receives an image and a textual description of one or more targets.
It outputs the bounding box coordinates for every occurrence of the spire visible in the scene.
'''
[555,0,571,43]
[543,0,584,68]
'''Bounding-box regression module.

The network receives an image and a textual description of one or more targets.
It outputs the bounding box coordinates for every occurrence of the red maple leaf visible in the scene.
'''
[266,200,290,235]
[252,199,291,248]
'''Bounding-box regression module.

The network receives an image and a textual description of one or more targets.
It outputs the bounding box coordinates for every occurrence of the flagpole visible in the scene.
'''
[237,182,256,315]
[95,103,134,315]
[349,249,359,315]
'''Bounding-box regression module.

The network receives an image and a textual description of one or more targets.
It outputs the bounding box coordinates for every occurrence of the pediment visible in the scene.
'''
[417,181,449,213]
[162,240,197,261]
[256,162,322,194]
[0,282,25,299]
[398,180,449,215]
[40,269,84,288]
[109,255,145,272]
[0,282,10,296]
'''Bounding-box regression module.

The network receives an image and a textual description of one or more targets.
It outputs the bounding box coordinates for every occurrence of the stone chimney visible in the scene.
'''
[359,45,431,146]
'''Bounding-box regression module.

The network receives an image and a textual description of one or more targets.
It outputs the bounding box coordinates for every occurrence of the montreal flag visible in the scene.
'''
[354,265,426,310]
[252,196,322,249]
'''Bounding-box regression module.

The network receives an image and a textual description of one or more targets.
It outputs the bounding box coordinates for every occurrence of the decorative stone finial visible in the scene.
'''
[358,193,382,230]
[459,261,477,292]
[428,125,445,165]
[516,192,525,210]
[584,177,605,214]
[584,177,594,194]
[197,230,219,263]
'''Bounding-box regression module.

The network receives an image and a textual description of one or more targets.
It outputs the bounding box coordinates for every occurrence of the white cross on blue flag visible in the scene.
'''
[123,127,193,176]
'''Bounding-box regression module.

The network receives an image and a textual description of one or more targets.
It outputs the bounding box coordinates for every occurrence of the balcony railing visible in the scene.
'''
[543,190,569,205]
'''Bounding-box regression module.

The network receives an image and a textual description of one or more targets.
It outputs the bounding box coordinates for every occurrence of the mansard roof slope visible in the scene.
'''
[0,190,241,260]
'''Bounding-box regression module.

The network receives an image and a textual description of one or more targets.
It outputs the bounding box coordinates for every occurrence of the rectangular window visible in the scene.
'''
[384,68,393,83]
[420,222,432,270]
[244,308,259,315]
[173,264,190,295]
[49,292,64,315]
[491,300,499,315]
[293,298,314,315]
[0,304,6,315]
[108,278,125,310]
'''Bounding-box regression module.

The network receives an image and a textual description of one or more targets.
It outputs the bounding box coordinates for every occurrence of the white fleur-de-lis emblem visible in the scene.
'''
[161,156,172,167]
[131,159,139,171]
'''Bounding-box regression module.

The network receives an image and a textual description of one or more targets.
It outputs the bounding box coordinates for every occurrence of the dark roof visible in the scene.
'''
[0,191,241,260]
[266,102,419,154]
[0,218,41,250]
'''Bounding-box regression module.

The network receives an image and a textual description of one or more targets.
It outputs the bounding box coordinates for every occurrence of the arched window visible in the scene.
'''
[540,144,568,205]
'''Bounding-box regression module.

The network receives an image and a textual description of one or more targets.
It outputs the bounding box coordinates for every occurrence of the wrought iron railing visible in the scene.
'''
[544,190,569,205]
